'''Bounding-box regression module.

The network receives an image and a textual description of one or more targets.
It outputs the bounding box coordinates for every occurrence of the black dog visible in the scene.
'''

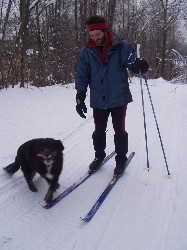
[3,138,64,203]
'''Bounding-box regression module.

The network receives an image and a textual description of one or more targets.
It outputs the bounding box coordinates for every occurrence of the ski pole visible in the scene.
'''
[143,74,170,176]
[137,44,150,169]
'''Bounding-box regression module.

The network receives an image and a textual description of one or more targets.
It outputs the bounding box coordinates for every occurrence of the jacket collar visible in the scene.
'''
[86,31,114,63]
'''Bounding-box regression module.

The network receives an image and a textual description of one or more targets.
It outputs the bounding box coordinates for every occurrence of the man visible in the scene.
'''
[75,16,149,176]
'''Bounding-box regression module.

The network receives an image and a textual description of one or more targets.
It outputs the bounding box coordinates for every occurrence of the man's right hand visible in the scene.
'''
[76,91,87,118]
[76,99,87,118]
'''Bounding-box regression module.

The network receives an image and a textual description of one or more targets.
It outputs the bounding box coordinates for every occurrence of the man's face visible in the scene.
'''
[89,30,105,46]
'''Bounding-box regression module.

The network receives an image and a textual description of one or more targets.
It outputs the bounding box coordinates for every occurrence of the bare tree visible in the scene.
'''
[0,0,186,88]
[107,0,117,29]
[1,0,13,41]
[19,0,30,87]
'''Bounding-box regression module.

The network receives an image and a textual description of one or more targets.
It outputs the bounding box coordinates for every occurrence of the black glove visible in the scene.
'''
[131,58,149,74]
[76,91,87,119]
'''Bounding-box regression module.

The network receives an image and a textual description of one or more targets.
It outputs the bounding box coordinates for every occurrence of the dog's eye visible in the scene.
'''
[47,158,51,163]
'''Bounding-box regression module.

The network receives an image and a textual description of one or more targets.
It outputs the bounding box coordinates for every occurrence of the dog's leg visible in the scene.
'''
[22,167,37,192]
[26,177,38,192]
[44,189,53,203]
[44,177,60,189]
[44,177,59,203]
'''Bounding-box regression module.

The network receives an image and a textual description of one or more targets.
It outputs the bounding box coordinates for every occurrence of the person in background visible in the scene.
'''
[75,16,149,176]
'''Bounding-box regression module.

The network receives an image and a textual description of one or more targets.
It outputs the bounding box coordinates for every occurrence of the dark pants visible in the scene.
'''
[92,105,128,164]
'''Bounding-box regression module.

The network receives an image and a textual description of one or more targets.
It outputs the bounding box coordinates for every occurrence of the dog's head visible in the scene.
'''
[37,139,64,165]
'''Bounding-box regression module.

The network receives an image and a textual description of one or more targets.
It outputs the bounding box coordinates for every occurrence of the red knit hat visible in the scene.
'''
[85,16,107,31]
[86,22,107,31]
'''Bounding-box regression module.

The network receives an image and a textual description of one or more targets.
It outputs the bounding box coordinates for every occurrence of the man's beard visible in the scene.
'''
[95,34,106,46]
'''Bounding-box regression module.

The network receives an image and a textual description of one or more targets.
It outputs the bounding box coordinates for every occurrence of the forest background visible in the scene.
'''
[0,0,187,88]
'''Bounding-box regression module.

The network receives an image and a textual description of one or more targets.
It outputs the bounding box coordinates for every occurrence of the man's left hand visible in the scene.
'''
[131,58,149,74]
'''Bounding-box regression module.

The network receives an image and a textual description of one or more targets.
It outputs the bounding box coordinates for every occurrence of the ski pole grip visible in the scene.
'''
[137,44,140,59]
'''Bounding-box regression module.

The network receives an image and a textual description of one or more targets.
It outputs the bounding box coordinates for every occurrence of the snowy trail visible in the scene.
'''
[0,78,187,250]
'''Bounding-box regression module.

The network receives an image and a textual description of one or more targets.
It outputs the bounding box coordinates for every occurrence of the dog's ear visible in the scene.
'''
[56,140,64,151]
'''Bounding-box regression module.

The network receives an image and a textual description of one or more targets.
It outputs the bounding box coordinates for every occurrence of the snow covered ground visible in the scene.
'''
[0,77,186,250]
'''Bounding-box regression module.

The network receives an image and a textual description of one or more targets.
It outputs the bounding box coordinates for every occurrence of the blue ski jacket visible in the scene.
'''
[75,32,137,109]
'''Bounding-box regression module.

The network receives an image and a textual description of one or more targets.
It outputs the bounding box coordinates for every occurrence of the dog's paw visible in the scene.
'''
[55,183,60,189]
[44,191,53,203]
[29,184,38,192]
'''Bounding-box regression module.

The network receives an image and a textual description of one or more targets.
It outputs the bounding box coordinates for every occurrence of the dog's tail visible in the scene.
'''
[4,156,20,175]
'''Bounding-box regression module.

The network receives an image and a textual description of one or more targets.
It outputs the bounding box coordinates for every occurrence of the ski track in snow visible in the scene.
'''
[0,79,187,250]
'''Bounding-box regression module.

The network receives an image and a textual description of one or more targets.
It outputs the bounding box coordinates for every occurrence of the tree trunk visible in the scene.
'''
[107,0,117,29]
[2,0,12,41]
[19,0,30,88]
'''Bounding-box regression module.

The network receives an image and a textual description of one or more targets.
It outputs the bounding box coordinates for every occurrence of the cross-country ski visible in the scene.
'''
[42,151,116,209]
[81,152,135,222]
